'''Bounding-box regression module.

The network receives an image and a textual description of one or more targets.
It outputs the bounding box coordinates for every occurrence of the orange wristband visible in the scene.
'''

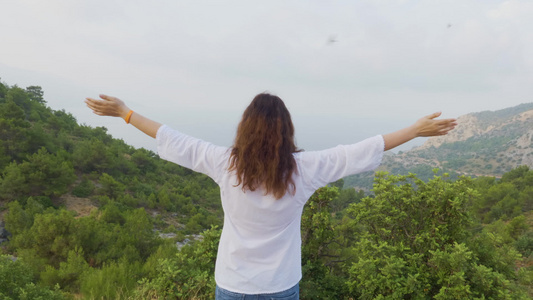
[125,110,133,124]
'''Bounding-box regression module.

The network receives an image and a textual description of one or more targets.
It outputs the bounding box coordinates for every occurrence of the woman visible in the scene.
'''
[85,93,456,299]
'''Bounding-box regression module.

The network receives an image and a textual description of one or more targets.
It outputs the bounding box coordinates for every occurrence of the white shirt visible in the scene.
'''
[156,125,384,294]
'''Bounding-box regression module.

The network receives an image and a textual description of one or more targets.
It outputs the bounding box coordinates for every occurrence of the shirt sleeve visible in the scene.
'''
[297,135,385,190]
[156,125,230,183]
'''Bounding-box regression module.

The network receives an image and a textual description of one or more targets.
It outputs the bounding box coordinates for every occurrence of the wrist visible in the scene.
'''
[409,124,421,138]
[119,106,131,120]
[124,110,134,124]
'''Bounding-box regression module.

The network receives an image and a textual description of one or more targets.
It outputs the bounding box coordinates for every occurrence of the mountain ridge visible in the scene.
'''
[345,102,533,189]
[417,102,533,150]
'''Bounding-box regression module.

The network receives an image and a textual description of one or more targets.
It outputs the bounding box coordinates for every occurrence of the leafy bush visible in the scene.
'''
[0,148,75,200]
[72,177,95,197]
[515,232,533,258]
[134,226,221,299]
[0,255,66,300]
[80,259,142,300]
[345,172,528,299]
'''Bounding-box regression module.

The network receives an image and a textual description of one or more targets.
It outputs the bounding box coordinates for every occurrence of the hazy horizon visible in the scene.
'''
[2,1,532,151]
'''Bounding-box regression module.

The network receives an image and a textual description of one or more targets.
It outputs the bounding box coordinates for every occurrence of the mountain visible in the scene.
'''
[2,80,532,299]
[345,102,533,190]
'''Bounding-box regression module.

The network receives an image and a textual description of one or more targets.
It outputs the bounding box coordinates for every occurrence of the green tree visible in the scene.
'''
[0,99,30,164]
[100,201,126,225]
[331,187,365,213]
[345,172,527,299]
[5,85,31,114]
[121,208,159,261]
[26,85,45,103]
[157,188,174,211]
[135,226,221,300]
[97,173,125,199]
[500,165,533,190]
[0,255,66,300]
[4,198,45,236]
[72,138,112,173]
[40,247,90,292]
[25,209,78,267]
[131,149,157,174]
[48,109,78,132]
[0,79,7,99]
[300,186,348,299]
[0,148,75,200]
[80,258,142,300]
[25,123,57,154]
[72,176,95,197]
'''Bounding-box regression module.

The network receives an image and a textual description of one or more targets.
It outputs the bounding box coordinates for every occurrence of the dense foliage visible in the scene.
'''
[0,80,222,299]
[0,80,531,299]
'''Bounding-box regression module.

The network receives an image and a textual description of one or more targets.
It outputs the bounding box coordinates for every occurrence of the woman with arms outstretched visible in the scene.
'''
[85,93,456,300]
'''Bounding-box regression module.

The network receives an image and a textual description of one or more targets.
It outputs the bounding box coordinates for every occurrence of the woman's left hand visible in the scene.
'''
[414,112,457,137]
[383,112,457,151]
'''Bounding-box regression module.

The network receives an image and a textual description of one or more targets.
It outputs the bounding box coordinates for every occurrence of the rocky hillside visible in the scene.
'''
[345,102,533,189]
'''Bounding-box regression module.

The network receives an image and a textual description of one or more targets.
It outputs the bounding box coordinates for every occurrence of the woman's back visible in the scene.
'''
[156,123,385,293]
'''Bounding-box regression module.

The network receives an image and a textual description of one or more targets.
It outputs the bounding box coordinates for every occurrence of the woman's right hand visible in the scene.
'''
[85,94,162,138]
[85,94,131,120]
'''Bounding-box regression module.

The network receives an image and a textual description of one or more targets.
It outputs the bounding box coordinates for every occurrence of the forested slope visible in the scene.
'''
[0,80,532,299]
[0,80,223,298]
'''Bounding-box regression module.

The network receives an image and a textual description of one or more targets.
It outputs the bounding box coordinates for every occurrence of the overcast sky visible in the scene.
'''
[1,0,532,151]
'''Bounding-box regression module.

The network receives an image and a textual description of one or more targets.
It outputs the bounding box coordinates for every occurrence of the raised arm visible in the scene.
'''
[383,112,457,151]
[85,94,162,138]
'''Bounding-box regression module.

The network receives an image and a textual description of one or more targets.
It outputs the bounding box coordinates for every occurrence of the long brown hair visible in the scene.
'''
[229,93,299,199]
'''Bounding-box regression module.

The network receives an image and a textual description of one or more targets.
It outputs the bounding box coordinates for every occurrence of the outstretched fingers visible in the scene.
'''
[84,95,126,118]
[415,113,458,137]
[427,111,442,119]
[85,98,105,114]
[98,94,117,102]
[435,118,457,135]
[85,98,98,111]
